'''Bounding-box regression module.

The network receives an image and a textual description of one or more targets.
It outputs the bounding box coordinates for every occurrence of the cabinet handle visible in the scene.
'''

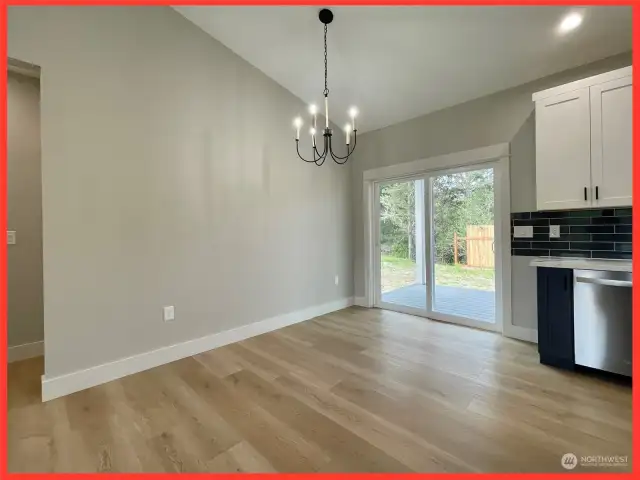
[584,187,587,201]
[595,186,599,200]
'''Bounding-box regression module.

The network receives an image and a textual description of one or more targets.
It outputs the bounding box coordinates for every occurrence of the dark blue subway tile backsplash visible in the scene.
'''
[511,208,632,259]
[570,225,614,234]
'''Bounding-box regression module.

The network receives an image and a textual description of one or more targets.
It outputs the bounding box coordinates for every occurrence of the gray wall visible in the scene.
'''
[352,52,631,328]
[8,6,353,377]
[8,71,44,348]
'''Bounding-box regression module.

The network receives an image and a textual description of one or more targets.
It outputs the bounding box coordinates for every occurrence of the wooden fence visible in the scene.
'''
[453,225,494,268]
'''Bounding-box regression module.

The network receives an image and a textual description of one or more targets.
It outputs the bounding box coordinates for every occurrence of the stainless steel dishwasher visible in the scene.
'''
[573,269,632,377]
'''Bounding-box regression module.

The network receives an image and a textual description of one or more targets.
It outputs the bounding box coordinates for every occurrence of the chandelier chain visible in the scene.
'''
[323,24,329,96]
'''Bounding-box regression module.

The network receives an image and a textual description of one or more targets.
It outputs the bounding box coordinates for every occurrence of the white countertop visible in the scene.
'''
[529,257,632,272]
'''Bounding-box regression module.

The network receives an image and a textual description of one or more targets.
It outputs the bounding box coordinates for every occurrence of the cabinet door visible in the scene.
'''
[535,88,592,210]
[537,267,574,370]
[590,76,632,208]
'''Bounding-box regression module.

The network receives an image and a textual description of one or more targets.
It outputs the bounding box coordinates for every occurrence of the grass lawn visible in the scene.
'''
[381,255,495,293]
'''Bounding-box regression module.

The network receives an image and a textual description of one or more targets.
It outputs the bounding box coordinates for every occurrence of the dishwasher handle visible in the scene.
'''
[576,276,632,288]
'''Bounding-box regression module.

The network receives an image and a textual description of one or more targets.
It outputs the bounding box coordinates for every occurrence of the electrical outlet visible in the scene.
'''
[163,306,175,322]
[513,226,533,238]
[549,225,561,238]
[334,275,339,286]
[7,231,16,245]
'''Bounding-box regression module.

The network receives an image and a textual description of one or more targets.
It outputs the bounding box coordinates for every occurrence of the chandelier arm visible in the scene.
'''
[328,130,357,162]
[329,149,350,165]
[328,141,351,165]
[313,135,330,165]
[321,133,332,165]
[313,139,327,159]
[296,140,320,163]
[313,147,324,166]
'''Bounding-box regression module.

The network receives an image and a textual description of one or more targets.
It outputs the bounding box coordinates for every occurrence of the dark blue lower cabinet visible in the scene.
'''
[537,267,575,370]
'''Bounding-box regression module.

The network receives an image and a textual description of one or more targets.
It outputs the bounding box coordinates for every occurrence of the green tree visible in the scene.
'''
[433,169,493,264]
[380,182,416,260]
[379,170,494,265]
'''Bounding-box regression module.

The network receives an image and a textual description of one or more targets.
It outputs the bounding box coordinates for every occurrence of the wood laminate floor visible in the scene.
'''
[8,307,632,472]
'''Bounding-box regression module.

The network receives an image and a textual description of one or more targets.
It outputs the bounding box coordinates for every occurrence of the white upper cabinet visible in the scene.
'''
[590,76,633,207]
[533,67,632,211]
[535,88,592,211]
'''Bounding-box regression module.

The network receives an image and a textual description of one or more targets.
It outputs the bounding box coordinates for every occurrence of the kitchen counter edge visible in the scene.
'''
[529,257,632,272]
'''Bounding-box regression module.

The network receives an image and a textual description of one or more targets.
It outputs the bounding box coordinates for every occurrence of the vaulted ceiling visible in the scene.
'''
[174,6,632,133]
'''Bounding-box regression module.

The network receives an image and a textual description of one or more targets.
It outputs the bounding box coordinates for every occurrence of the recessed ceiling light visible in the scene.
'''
[558,12,583,34]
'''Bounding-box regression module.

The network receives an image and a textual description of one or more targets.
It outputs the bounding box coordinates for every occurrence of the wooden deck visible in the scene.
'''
[381,284,495,323]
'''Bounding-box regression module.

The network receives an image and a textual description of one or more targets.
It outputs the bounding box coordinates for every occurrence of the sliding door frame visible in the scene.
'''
[372,175,429,317]
[362,144,512,335]
[423,162,504,333]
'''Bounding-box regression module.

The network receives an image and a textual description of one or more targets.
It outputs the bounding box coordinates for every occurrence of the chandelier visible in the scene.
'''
[293,9,358,166]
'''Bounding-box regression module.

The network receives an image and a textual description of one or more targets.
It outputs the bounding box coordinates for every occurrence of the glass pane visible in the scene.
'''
[431,168,495,322]
[379,179,425,310]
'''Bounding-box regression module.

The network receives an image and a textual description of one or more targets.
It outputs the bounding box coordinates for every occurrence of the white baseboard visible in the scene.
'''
[41,297,353,402]
[8,340,44,363]
[353,296,369,307]
[503,324,538,344]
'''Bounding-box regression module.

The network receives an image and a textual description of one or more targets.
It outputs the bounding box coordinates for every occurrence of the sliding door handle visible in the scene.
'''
[595,186,599,200]
[584,187,587,201]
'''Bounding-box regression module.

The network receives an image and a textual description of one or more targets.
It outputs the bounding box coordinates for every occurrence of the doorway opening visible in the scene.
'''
[7,58,45,363]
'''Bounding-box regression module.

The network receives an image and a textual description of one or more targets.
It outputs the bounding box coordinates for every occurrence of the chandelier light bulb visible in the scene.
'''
[345,123,352,144]
[309,104,317,129]
[293,117,303,140]
[349,107,358,131]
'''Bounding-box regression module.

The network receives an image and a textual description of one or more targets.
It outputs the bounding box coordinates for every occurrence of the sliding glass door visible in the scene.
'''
[374,164,501,332]
[376,177,427,314]
[427,166,497,329]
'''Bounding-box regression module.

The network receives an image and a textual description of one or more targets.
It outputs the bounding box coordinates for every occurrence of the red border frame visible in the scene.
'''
[0,1,637,478]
